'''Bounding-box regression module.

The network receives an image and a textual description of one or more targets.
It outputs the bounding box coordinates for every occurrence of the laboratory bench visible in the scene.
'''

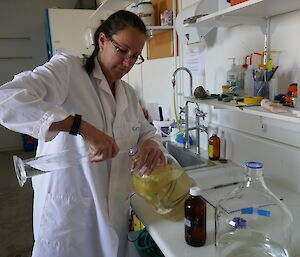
[130,160,300,257]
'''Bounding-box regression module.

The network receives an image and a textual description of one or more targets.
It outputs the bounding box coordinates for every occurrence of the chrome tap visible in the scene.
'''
[171,66,207,153]
[183,101,207,154]
[171,67,193,97]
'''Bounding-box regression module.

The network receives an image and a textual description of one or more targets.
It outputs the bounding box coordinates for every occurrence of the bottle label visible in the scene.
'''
[208,145,214,158]
[184,217,205,228]
[184,217,191,227]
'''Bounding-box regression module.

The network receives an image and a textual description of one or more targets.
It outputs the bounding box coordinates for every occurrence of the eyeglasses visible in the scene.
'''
[109,38,144,65]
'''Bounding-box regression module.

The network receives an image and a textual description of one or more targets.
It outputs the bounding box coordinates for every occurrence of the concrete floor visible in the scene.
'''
[0,150,35,257]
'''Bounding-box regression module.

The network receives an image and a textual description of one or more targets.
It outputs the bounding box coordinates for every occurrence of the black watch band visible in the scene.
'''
[69,114,82,136]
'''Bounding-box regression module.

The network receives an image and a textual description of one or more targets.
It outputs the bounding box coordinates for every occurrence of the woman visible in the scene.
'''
[0,10,165,257]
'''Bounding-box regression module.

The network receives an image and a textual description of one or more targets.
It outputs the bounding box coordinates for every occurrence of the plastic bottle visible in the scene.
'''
[208,132,220,160]
[219,131,227,162]
[227,58,239,95]
[137,1,155,26]
[236,58,245,96]
[243,63,255,96]
[129,146,195,216]
[184,186,206,247]
[216,162,293,257]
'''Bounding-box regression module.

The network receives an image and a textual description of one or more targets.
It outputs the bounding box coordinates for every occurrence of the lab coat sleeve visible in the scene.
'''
[0,53,73,141]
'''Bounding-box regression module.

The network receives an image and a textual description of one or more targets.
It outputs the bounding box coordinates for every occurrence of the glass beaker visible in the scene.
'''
[215,162,293,257]
[13,147,91,187]
[129,146,195,217]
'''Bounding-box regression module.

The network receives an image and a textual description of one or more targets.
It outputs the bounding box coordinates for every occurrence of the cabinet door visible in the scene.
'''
[146,0,177,60]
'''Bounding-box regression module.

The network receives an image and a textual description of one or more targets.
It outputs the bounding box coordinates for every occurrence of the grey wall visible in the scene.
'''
[0,0,79,150]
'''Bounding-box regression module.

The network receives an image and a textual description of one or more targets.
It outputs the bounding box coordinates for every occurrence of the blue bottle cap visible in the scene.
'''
[231,217,247,229]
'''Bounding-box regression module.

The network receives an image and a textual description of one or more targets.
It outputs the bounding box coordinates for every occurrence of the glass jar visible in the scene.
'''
[129,146,195,216]
[215,162,293,257]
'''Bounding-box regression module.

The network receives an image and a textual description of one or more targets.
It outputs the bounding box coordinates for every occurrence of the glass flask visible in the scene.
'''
[215,162,293,257]
[13,147,91,187]
[129,146,195,216]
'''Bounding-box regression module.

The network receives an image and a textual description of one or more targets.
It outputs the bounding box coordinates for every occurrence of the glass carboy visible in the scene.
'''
[129,146,195,216]
[215,162,293,257]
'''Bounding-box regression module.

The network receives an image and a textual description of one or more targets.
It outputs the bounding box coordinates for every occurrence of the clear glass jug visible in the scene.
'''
[129,146,195,217]
[215,162,293,257]
[13,147,91,187]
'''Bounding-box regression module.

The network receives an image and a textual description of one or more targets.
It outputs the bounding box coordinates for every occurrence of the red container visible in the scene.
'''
[230,0,249,6]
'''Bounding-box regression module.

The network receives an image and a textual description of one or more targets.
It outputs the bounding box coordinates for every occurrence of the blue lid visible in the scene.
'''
[245,161,263,169]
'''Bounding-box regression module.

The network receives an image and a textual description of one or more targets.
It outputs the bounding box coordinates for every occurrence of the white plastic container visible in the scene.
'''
[126,2,139,14]
[137,1,155,26]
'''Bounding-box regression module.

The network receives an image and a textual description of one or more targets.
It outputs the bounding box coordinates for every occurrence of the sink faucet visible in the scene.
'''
[184,101,207,154]
[171,66,207,153]
[171,67,193,97]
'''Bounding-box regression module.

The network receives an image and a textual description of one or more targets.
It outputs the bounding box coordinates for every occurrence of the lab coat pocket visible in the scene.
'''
[114,122,141,151]
[38,193,93,249]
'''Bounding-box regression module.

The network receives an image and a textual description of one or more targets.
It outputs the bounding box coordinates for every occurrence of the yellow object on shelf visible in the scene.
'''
[244,97,263,104]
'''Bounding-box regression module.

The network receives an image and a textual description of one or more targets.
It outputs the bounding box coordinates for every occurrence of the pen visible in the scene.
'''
[210,181,240,189]
[267,65,279,81]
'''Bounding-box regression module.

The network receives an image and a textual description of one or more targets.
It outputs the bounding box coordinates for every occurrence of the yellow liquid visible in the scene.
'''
[132,164,195,216]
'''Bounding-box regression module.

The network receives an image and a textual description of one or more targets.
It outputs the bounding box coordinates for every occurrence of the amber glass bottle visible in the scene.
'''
[184,187,206,247]
[208,133,220,160]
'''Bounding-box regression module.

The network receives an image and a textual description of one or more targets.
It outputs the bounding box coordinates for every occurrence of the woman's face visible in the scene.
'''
[98,26,146,83]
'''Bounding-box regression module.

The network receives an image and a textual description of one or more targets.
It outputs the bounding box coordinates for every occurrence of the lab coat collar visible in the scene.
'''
[92,57,113,96]
[115,80,128,116]
[93,57,128,116]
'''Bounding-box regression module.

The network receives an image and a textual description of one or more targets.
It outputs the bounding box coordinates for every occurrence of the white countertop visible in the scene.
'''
[130,162,300,257]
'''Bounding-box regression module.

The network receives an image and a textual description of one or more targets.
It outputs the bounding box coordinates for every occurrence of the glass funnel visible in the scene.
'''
[13,147,90,187]
[215,162,293,257]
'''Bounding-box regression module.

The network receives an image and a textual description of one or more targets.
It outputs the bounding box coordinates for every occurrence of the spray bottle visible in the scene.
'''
[227,58,239,95]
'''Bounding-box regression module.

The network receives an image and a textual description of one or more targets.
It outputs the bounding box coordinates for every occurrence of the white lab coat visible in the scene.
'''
[0,53,160,257]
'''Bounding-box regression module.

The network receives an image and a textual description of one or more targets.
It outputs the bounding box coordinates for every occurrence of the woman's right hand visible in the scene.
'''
[79,120,119,162]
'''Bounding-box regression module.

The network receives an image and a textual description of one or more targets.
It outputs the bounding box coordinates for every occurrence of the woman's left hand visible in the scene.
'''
[138,139,166,175]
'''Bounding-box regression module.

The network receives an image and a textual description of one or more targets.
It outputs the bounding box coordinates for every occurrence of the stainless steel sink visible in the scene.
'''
[164,141,215,171]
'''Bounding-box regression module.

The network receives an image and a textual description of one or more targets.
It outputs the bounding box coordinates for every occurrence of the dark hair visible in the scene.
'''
[84,10,147,74]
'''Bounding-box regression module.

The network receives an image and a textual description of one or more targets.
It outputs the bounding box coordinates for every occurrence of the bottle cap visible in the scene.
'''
[231,217,247,229]
[190,186,201,196]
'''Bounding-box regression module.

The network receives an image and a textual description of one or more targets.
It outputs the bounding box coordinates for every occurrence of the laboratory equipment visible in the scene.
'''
[184,186,206,247]
[13,147,91,187]
[129,146,195,215]
[219,131,226,162]
[215,162,293,257]
[208,132,220,160]
[227,58,239,95]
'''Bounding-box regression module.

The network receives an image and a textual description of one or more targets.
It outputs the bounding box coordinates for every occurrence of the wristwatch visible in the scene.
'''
[69,114,82,136]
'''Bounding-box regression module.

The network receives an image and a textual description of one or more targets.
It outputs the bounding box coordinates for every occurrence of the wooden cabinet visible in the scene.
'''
[146,0,177,60]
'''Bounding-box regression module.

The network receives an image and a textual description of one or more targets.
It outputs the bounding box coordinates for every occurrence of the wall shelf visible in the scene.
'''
[185,97,300,125]
[185,0,300,35]
[147,26,174,37]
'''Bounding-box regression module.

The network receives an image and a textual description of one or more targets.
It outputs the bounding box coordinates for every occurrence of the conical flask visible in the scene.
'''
[215,161,293,257]
[129,146,195,216]
[13,147,91,187]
